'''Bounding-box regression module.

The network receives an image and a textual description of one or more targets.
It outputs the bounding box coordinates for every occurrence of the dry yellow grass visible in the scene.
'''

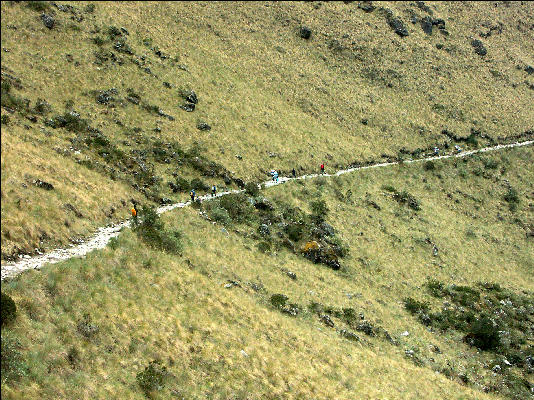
[2,145,532,399]
[1,1,533,259]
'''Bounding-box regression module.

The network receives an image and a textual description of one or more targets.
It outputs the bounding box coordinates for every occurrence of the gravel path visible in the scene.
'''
[2,139,532,281]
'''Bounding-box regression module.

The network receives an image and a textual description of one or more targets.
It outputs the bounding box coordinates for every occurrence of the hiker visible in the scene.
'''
[320,163,325,174]
[455,145,462,153]
[274,170,279,183]
[433,147,439,156]
[131,202,138,223]
[211,185,217,197]
[270,170,275,182]
[190,189,195,202]
[292,168,296,178]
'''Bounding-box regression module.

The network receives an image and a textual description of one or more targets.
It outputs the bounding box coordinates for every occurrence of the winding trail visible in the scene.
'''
[2,139,532,281]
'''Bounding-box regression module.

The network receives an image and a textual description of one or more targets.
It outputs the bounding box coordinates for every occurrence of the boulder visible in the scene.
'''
[471,39,487,56]
[299,26,312,39]
[421,16,433,35]
[41,13,55,29]
[388,17,409,37]
[358,1,375,12]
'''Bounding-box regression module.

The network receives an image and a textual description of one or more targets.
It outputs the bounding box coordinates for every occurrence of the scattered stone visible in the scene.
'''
[356,321,376,336]
[471,39,487,56]
[285,270,297,280]
[415,1,432,14]
[358,1,375,12]
[185,90,198,104]
[421,16,433,35]
[432,18,446,29]
[180,103,195,112]
[320,314,335,328]
[299,26,312,39]
[163,81,172,88]
[224,280,240,289]
[400,330,410,336]
[361,118,368,125]
[33,179,54,190]
[388,16,409,37]
[525,65,534,75]
[41,13,55,29]
[240,349,248,357]
[339,329,360,341]
[197,122,211,131]
[235,154,243,160]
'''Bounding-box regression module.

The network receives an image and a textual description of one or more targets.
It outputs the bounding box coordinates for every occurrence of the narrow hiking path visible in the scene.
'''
[2,139,532,281]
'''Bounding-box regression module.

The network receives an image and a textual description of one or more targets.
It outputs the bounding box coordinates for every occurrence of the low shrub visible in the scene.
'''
[137,360,168,395]
[1,292,17,327]
[465,314,501,351]
[1,331,27,383]
[25,1,49,12]
[270,294,288,309]
[190,178,209,192]
[403,297,430,315]
[503,187,519,211]
[245,182,260,196]
[132,206,182,254]
[423,161,435,171]
[310,199,329,224]
[257,241,271,253]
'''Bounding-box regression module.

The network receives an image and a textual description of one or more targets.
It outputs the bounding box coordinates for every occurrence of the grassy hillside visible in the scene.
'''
[2,144,533,399]
[1,1,533,260]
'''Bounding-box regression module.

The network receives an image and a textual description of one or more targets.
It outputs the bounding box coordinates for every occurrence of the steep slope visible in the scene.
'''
[1,1,533,260]
[2,143,532,399]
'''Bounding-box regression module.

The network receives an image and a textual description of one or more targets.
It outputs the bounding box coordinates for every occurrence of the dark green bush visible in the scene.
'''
[257,241,271,253]
[466,314,501,351]
[270,294,288,309]
[426,279,445,297]
[25,1,49,12]
[45,111,89,132]
[137,360,168,395]
[503,187,519,211]
[92,36,106,46]
[132,206,183,254]
[310,199,329,223]
[286,222,304,242]
[423,161,435,171]
[403,297,430,315]
[1,331,27,383]
[245,182,260,196]
[190,178,209,192]
[219,193,255,223]
[1,292,17,327]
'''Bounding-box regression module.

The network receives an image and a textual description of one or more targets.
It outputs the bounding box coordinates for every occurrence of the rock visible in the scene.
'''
[358,1,375,12]
[525,65,534,75]
[356,321,375,336]
[258,224,270,237]
[41,14,55,29]
[285,270,297,280]
[185,91,198,104]
[197,122,211,131]
[299,26,312,39]
[388,17,409,37]
[235,154,243,160]
[361,118,368,125]
[339,329,360,341]
[163,81,172,88]
[492,364,501,373]
[421,16,433,35]
[400,330,410,336]
[33,179,54,190]
[240,350,248,357]
[320,314,335,328]
[471,39,487,56]
[432,18,446,29]
[180,103,195,112]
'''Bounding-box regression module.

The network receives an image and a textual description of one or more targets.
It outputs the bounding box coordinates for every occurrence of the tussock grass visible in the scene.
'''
[2,146,532,398]
[2,1,533,260]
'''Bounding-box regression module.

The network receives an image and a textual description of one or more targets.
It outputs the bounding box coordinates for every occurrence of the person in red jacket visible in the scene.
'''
[320,163,325,174]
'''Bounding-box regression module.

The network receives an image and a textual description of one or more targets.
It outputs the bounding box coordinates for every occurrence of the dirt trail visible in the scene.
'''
[2,140,532,280]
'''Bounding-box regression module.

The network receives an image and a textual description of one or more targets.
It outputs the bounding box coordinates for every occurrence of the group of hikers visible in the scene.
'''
[131,144,462,218]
